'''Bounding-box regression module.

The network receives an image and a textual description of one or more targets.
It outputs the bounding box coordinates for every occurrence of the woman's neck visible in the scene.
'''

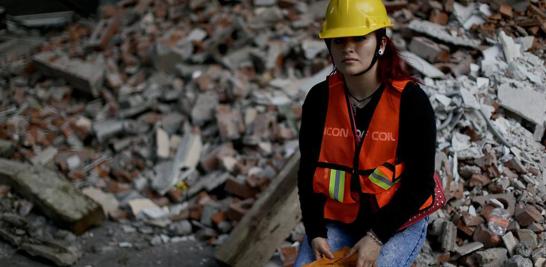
[343,66,381,100]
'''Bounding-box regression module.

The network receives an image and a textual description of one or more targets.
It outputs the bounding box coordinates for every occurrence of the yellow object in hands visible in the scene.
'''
[303,246,357,267]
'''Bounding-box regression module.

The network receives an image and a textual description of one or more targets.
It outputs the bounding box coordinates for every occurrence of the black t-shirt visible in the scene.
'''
[297,79,437,245]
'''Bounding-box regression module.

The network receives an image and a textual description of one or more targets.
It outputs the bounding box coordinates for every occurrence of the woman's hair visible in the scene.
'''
[375,30,418,84]
[325,29,418,84]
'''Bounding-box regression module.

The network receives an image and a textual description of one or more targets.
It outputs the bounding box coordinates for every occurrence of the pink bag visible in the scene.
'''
[399,171,446,230]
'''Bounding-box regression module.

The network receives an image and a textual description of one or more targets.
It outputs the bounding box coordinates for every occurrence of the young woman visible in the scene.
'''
[294,1,437,267]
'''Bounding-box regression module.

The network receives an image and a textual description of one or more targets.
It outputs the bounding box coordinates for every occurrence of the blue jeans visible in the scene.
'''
[294,217,429,267]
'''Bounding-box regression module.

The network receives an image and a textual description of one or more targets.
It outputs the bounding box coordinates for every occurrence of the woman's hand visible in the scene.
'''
[311,237,335,260]
[341,234,382,267]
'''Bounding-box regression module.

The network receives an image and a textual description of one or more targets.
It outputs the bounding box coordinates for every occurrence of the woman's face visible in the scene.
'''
[329,33,382,76]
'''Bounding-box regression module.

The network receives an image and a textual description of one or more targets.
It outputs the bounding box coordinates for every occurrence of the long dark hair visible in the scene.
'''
[376,30,418,84]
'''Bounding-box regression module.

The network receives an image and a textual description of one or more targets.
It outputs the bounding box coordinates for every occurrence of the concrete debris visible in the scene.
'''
[504,255,533,267]
[152,130,202,195]
[497,83,546,126]
[0,213,82,266]
[87,16,121,50]
[10,11,74,28]
[0,139,15,158]
[191,93,219,126]
[408,19,481,48]
[502,231,519,256]
[499,31,522,63]
[1,0,545,265]
[32,51,105,96]
[516,229,538,250]
[0,159,104,235]
[0,37,43,64]
[408,36,450,63]
[302,40,327,60]
[441,221,457,252]
[31,146,58,166]
[455,241,484,256]
[128,198,168,220]
[473,248,508,267]
[156,127,170,159]
[81,187,120,219]
[400,51,445,78]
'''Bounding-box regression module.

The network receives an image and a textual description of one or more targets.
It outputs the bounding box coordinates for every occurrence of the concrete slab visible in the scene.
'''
[0,159,104,235]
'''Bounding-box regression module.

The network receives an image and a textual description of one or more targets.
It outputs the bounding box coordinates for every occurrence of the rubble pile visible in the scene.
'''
[0,0,545,266]
[388,1,546,267]
[1,0,330,265]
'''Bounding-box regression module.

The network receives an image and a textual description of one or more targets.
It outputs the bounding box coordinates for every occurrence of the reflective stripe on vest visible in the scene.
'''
[329,169,345,202]
[369,160,405,190]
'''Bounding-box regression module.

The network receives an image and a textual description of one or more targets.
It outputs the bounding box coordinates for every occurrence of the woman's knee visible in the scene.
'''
[376,218,429,267]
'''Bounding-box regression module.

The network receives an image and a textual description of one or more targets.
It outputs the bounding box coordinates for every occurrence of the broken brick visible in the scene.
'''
[473,224,502,248]
[469,174,491,188]
[515,205,544,227]
[499,4,513,18]
[224,177,258,199]
[430,9,449,25]
[226,199,254,222]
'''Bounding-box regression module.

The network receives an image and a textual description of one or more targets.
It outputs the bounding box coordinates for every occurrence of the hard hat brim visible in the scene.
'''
[319,23,392,39]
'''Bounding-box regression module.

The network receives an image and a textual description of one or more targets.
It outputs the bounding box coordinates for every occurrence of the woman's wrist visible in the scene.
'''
[366,230,383,246]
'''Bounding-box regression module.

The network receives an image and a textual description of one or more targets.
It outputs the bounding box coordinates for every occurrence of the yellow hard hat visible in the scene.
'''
[319,0,393,39]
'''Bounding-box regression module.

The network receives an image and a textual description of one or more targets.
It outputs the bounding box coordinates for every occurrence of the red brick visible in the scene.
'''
[196,191,213,205]
[105,180,132,194]
[443,0,454,12]
[515,205,544,227]
[226,199,254,221]
[469,174,491,188]
[455,218,476,237]
[109,209,129,221]
[473,224,502,248]
[0,185,11,198]
[480,205,496,221]
[200,143,236,173]
[99,4,120,18]
[499,4,513,18]
[462,212,485,227]
[246,174,269,190]
[472,193,516,216]
[224,177,258,199]
[278,0,297,8]
[211,211,226,226]
[189,205,203,221]
[430,9,449,25]
[88,15,121,50]
[68,169,86,181]
[279,246,298,267]
[436,252,451,264]
[167,188,184,203]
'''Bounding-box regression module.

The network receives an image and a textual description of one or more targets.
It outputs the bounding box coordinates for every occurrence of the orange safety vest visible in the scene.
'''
[312,72,432,223]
